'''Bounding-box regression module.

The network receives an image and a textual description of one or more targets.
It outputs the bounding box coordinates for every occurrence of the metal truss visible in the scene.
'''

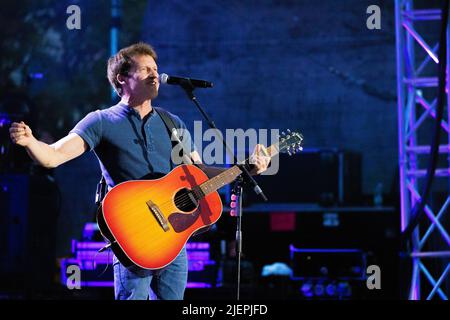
[395,0,450,300]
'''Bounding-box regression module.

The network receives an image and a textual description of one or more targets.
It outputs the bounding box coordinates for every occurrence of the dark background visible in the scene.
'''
[0,0,447,300]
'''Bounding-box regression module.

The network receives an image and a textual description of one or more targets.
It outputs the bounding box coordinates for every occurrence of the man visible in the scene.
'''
[9,42,270,300]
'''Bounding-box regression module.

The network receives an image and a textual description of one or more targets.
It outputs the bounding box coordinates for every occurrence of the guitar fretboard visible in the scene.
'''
[199,165,242,196]
[198,142,281,196]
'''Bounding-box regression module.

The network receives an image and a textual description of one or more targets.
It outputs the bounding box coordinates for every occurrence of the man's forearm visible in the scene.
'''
[25,138,58,168]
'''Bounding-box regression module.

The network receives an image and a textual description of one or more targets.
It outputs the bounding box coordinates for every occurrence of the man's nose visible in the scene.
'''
[148,73,158,82]
[151,69,159,77]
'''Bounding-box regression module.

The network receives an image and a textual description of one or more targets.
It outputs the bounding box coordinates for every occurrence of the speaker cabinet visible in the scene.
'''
[246,149,362,206]
[216,206,399,298]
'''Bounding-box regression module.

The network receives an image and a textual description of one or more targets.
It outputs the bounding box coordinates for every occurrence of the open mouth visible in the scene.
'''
[147,76,158,83]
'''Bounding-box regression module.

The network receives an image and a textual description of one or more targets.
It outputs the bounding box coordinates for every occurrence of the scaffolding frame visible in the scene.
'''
[395,0,450,300]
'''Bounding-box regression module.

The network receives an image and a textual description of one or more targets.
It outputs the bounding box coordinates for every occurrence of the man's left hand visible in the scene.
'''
[248,144,271,175]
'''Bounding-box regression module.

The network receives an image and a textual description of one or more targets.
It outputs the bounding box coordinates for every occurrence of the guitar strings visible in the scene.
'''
[104,145,284,234]
[107,164,245,226]
[115,189,201,215]
[126,172,233,214]
[151,159,253,210]
[148,144,279,211]
[106,193,203,236]
[105,184,220,236]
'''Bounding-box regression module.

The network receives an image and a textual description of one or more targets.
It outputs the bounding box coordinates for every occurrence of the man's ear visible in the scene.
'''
[117,74,126,85]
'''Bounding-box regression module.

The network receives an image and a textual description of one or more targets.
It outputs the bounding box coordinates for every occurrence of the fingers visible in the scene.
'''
[9,123,26,134]
[10,122,28,130]
[259,145,269,157]
[9,127,25,133]
[254,144,261,155]
[10,121,26,128]
[249,144,271,174]
[253,144,269,157]
[9,121,31,144]
[10,130,25,142]
[250,155,271,174]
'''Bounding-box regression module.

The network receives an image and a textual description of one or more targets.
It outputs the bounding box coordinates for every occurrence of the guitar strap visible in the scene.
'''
[154,106,180,168]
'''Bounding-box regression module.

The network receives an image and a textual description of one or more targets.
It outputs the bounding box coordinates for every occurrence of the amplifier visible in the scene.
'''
[216,205,399,298]
[186,241,217,288]
[289,247,367,280]
[245,148,361,206]
[60,240,114,288]
[60,238,219,289]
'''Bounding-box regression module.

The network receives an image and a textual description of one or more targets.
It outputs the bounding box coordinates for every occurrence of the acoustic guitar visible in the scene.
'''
[97,130,303,269]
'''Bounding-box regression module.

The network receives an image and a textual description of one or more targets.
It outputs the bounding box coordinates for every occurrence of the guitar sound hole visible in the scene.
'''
[174,188,199,212]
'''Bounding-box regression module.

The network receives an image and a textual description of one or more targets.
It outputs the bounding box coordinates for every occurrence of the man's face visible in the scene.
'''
[122,54,159,100]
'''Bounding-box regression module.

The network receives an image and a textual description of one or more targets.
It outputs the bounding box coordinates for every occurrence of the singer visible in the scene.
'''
[9,42,270,300]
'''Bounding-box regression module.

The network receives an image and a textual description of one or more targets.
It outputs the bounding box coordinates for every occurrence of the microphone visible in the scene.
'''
[159,73,213,88]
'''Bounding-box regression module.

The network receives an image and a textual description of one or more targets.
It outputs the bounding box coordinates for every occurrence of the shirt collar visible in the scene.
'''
[116,101,155,119]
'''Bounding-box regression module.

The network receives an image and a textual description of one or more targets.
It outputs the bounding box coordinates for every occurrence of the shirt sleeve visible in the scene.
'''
[69,110,102,151]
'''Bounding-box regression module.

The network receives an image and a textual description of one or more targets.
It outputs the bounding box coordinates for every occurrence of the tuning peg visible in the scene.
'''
[230,201,237,209]
[230,209,236,217]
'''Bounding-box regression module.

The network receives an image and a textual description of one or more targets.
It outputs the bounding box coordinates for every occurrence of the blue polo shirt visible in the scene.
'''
[70,102,195,188]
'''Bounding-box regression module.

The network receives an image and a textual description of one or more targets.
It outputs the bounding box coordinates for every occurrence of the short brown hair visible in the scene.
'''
[107,42,158,96]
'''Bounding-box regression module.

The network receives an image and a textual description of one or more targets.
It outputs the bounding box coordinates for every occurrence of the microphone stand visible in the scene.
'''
[179,81,267,300]
[231,177,244,300]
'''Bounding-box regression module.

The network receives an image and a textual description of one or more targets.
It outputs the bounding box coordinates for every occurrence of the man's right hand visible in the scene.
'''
[9,121,35,147]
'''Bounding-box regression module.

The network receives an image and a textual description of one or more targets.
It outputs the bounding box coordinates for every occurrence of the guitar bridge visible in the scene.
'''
[146,200,169,232]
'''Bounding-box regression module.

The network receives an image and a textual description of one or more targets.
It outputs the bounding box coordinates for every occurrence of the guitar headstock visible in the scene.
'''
[279,129,304,156]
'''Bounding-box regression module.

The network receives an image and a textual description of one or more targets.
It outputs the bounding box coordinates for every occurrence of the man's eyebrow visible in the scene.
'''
[137,65,157,69]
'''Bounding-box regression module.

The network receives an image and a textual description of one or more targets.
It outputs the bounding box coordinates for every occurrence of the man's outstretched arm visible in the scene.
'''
[9,121,88,168]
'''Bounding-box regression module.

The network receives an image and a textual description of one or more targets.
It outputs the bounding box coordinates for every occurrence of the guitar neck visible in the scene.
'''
[198,142,280,196]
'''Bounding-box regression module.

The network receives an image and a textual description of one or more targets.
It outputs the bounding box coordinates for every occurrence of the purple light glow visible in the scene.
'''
[187,251,210,260]
[186,282,212,288]
[75,241,108,250]
[188,259,216,272]
[80,281,114,287]
[187,242,210,250]
[28,72,44,79]
[289,246,361,254]
[0,115,11,127]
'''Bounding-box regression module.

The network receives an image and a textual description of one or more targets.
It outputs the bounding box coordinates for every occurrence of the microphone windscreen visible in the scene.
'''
[159,73,169,84]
